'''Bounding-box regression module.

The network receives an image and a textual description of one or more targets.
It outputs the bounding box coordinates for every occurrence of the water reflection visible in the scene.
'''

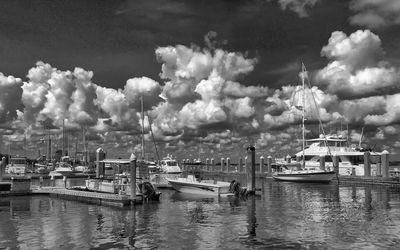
[1,180,400,249]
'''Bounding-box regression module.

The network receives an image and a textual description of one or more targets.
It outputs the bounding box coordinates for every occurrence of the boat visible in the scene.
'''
[5,156,27,175]
[295,134,382,176]
[84,158,161,201]
[272,63,336,183]
[49,156,75,177]
[167,175,232,196]
[272,162,335,183]
[149,155,182,188]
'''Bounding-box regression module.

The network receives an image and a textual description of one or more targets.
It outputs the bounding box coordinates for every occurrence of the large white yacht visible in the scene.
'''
[295,134,381,176]
[149,155,182,188]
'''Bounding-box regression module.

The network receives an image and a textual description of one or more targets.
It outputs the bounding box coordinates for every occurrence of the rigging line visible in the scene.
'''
[303,64,333,158]
[146,111,160,162]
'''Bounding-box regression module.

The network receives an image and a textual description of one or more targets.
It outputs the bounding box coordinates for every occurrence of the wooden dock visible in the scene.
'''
[1,187,143,207]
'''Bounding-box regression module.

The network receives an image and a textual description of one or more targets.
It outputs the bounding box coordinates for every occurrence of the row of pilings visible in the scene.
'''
[181,150,391,178]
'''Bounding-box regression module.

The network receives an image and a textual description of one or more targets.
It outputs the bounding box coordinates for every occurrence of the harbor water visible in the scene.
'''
[1,179,400,249]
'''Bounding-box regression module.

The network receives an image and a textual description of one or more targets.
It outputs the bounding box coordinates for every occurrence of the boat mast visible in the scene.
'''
[141,96,145,160]
[62,119,65,156]
[301,63,306,168]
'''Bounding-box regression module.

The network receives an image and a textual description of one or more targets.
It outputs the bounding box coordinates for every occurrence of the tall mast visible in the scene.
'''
[62,119,65,156]
[141,96,145,160]
[301,63,306,168]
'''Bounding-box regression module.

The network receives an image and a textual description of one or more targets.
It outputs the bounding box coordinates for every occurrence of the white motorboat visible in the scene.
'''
[167,175,232,196]
[150,155,182,188]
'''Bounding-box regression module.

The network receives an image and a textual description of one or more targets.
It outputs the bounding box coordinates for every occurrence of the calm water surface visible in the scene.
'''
[1,179,400,249]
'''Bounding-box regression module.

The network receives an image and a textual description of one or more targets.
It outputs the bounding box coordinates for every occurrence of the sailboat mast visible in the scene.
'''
[141,96,145,160]
[301,63,306,168]
[62,119,65,156]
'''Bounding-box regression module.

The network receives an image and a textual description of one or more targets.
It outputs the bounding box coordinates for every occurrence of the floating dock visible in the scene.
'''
[1,186,143,207]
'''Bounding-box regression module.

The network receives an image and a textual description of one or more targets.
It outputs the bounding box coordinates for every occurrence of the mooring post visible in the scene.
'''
[239,158,243,173]
[96,147,105,178]
[220,158,225,172]
[50,175,55,187]
[364,151,371,177]
[247,146,256,192]
[63,176,67,188]
[260,156,264,173]
[0,156,5,182]
[332,154,339,175]
[130,153,137,202]
[286,155,291,163]
[296,155,301,162]
[211,158,215,172]
[267,156,272,174]
[381,150,389,178]
[206,158,209,171]
[244,156,248,173]
[39,176,43,188]
[226,157,231,172]
[319,155,325,171]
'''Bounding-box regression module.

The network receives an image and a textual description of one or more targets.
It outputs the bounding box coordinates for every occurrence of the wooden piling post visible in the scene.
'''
[130,153,137,202]
[332,154,339,175]
[96,147,105,178]
[211,158,214,172]
[286,155,291,163]
[0,156,5,182]
[226,157,231,172]
[267,156,272,174]
[296,155,301,162]
[381,150,389,178]
[260,156,264,173]
[319,155,325,171]
[364,151,371,177]
[220,158,225,172]
[239,158,243,173]
[206,158,209,171]
[244,156,248,173]
[247,146,256,192]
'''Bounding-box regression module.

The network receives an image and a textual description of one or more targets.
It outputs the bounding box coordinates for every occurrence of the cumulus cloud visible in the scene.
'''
[270,0,319,18]
[124,76,162,110]
[0,73,23,123]
[316,30,400,99]
[350,0,400,29]
[364,93,400,126]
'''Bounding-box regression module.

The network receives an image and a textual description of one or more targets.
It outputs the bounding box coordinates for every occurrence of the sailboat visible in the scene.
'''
[272,64,336,183]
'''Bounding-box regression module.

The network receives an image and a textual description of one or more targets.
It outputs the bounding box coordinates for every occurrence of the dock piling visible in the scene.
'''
[130,153,137,202]
[247,146,256,192]
[286,155,291,163]
[381,150,389,178]
[319,155,325,170]
[0,156,5,182]
[239,158,243,173]
[96,147,106,178]
[260,156,264,173]
[211,158,214,172]
[267,156,272,174]
[221,158,225,172]
[332,154,339,174]
[226,157,231,172]
[364,151,371,177]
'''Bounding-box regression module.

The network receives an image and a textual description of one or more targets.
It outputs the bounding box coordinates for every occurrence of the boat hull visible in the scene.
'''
[167,178,231,196]
[272,171,336,183]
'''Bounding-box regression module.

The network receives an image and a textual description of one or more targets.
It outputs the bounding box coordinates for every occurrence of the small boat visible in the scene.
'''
[272,163,336,183]
[167,175,232,196]
[5,156,27,175]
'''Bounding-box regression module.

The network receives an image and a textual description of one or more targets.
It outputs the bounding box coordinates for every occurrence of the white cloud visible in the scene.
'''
[350,0,400,29]
[0,73,23,123]
[316,30,400,99]
[271,0,319,18]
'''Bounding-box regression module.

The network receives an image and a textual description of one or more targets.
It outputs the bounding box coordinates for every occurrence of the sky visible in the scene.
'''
[1,0,400,161]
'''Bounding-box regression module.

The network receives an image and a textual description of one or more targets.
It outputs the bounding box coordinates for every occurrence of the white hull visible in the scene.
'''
[167,176,231,196]
[150,173,181,188]
[273,171,336,183]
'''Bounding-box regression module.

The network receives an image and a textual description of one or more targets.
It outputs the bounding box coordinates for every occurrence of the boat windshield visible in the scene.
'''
[166,161,177,166]
[11,159,26,164]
